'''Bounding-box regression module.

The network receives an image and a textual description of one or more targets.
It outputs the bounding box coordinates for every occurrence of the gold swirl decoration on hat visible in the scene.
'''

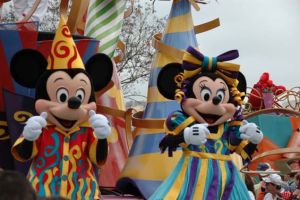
[47,17,84,70]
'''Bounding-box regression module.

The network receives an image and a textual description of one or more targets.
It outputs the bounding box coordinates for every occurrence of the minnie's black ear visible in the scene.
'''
[10,49,47,88]
[85,53,113,92]
[157,63,183,100]
[237,72,247,99]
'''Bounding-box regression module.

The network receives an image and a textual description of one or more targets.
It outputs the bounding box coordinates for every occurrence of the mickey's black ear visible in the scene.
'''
[85,53,113,92]
[10,49,47,88]
[157,63,183,100]
[237,72,247,99]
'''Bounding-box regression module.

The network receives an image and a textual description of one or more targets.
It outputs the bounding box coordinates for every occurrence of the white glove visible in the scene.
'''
[183,123,210,145]
[239,121,263,144]
[89,110,111,139]
[22,112,47,141]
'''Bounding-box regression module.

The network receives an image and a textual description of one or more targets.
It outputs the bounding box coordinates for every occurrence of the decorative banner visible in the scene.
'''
[117,1,199,198]
[0,22,39,104]
[85,0,126,57]
[3,89,36,175]
[0,111,14,170]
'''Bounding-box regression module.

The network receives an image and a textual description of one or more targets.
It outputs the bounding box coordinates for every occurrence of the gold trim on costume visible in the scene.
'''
[165,116,196,135]
[207,124,224,140]
[183,150,231,161]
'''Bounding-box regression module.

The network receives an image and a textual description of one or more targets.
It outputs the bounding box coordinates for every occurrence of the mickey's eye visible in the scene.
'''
[56,88,69,103]
[216,89,225,102]
[200,88,211,101]
[75,89,85,102]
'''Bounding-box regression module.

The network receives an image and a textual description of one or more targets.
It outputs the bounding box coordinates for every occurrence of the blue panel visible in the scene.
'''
[168,0,191,19]
[129,133,165,157]
[144,101,180,119]
[0,30,35,97]
[80,40,99,63]
[162,30,198,50]
[247,114,292,148]
[148,68,162,87]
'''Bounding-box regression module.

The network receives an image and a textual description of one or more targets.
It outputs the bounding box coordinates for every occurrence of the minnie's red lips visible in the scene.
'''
[54,116,76,129]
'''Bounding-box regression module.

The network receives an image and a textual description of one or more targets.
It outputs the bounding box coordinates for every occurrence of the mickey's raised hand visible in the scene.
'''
[22,112,47,141]
[89,110,111,139]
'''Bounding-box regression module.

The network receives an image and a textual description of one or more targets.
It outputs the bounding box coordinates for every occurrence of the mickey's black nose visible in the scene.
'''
[212,96,222,105]
[68,97,81,109]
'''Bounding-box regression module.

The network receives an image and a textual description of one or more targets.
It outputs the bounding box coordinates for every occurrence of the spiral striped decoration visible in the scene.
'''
[85,0,126,57]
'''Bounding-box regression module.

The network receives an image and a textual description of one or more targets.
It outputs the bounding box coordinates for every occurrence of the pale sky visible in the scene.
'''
[136,0,300,99]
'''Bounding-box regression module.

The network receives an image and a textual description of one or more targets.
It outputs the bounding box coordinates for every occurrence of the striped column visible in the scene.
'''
[85,0,126,57]
[117,0,199,198]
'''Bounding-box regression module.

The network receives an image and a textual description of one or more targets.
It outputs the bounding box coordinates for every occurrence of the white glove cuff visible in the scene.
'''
[183,127,191,144]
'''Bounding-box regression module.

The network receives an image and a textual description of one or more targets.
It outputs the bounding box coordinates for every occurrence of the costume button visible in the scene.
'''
[64,137,70,143]
[62,175,68,181]
[63,155,69,161]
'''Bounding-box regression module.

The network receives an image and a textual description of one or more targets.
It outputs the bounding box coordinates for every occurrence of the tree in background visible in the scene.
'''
[1,2,16,22]
[38,0,60,32]
[1,0,166,102]
[117,1,166,101]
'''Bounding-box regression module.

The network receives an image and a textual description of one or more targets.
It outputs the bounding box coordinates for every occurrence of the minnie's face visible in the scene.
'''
[182,76,236,126]
[35,71,96,132]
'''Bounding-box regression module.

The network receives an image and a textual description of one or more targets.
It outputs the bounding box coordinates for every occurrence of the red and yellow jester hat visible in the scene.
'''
[47,17,85,70]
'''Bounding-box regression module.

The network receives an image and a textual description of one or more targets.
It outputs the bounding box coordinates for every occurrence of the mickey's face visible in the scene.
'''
[35,71,96,132]
[182,76,236,126]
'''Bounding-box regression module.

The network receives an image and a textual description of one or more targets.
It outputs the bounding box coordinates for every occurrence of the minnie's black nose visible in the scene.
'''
[68,97,81,109]
[212,96,222,105]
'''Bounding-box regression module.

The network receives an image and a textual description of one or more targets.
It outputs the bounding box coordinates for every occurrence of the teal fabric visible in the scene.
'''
[247,114,292,148]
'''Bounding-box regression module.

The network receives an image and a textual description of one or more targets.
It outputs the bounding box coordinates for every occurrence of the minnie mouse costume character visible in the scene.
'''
[149,46,263,200]
[10,18,113,199]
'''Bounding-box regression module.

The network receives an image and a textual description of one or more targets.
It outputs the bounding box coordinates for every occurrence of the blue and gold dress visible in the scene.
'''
[149,111,255,200]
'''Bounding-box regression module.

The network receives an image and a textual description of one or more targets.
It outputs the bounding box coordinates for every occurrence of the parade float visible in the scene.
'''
[0,0,300,199]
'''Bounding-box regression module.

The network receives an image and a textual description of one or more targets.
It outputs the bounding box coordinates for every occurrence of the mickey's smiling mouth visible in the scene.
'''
[198,113,221,124]
[54,116,77,129]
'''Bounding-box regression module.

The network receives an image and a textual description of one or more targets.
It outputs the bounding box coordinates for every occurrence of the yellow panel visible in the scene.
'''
[165,12,193,34]
[106,85,125,110]
[154,52,182,68]
[147,87,170,103]
[120,152,182,181]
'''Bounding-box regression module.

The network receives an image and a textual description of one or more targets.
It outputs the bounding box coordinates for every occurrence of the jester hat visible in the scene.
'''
[10,17,113,92]
[47,17,85,70]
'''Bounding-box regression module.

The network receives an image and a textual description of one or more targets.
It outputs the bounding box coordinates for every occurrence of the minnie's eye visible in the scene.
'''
[216,90,225,102]
[75,89,85,102]
[200,88,211,101]
[56,88,69,103]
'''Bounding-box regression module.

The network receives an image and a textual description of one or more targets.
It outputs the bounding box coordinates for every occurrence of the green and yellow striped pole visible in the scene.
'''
[85,0,126,57]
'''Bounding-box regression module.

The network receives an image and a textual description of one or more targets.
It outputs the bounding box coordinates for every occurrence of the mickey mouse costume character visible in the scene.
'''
[149,47,263,199]
[10,18,113,199]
